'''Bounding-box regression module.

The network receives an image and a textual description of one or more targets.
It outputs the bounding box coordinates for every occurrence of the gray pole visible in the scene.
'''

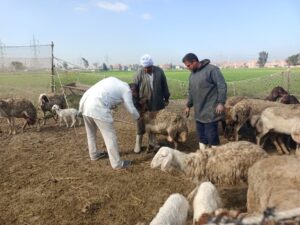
[51,41,55,92]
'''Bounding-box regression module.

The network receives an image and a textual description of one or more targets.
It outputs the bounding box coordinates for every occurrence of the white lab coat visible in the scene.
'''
[79,77,140,122]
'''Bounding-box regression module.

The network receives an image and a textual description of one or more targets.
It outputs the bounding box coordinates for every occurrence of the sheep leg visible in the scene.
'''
[277,136,289,154]
[70,116,76,128]
[234,124,243,141]
[174,141,178,149]
[146,132,152,153]
[59,117,62,127]
[7,118,12,135]
[271,138,284,155]
[43,112,47,125]
[22,120,28,132]
[63,117,69,128]
[11,117,16,135]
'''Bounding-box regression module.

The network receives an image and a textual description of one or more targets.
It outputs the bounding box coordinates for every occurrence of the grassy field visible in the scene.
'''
[0,67,299,101]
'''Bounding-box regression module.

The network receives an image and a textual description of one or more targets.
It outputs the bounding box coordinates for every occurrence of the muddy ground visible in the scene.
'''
[0,100,276,225]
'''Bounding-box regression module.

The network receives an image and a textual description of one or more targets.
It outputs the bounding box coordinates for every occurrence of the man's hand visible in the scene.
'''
[215,103,225,115]
[184,107,190,118]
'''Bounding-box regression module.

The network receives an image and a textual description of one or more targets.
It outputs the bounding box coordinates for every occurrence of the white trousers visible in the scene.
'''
[83,116,123,169]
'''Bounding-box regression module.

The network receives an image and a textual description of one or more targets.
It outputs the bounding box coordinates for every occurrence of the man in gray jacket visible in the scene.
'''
[182,53,227,150]
[133,54,170,153]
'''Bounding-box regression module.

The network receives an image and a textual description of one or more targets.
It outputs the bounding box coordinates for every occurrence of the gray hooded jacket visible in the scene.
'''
[187,59,227,123]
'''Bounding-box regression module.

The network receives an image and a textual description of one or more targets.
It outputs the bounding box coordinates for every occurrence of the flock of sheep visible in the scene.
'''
[1,86,300,225]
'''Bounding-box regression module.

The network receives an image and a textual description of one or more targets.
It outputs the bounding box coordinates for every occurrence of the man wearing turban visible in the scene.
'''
[132,54,170,153]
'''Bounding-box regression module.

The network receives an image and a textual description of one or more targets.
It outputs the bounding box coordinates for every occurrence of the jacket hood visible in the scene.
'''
[198,59,210,70]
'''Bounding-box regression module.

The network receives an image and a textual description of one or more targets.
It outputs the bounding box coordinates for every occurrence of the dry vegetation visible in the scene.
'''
[0,100,279,225]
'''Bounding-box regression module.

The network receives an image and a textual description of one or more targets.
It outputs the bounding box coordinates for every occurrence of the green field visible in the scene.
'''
[0,67,299,102]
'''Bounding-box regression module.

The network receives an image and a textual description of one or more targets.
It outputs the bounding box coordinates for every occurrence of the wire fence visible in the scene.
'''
[0,44,299,104]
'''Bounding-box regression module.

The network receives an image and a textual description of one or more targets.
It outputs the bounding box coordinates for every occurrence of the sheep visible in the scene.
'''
[187,182,222,225]
[151,141,267,186]
[51,104,81,128]
[291,123,300,155]
[280,94,300,104]
[143,109,188,151]
[255,105,300,154]
[149,193,190,225]
[193,208,240,225]
[264,86,288,102]
[226,99,282,141]
[223,96,248,139]
[38,93,67,125]
[247,155,300,213]
[0,98,38,134]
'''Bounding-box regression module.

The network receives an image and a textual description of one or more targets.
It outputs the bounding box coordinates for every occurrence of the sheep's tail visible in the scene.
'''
[38,93,49,105]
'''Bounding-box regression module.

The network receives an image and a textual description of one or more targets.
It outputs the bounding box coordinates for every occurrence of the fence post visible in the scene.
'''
[287,66,290,92]
[51,41,55,93]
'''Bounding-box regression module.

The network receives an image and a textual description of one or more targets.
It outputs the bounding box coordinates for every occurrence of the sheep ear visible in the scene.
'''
[161,152,173,171]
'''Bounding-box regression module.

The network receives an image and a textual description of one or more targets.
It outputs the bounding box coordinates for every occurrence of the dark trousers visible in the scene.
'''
[196,120,220,146]
[136,117,145,135]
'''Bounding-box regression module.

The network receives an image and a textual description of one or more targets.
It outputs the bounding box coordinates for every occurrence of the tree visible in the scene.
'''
[81,57,89,68]
[257,51,268,68]
[286,53,300,66]
[11,61,25,70]
[102,63,108,71]
[63,62,68,70]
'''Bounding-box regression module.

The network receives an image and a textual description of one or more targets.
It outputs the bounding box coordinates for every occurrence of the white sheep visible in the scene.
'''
[51,104,81,128]
[143,109,188,151]
[151,141,267,186]
[188,181,222,225]
[247,155,300,213]
[149,193,190,225]
[0,98,38,134]
[255,104,300,154]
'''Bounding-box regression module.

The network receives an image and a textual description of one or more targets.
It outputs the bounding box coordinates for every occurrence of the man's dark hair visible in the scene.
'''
[182,53,199,63]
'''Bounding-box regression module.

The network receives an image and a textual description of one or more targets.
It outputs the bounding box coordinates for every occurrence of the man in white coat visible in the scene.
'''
[79,77,140,169]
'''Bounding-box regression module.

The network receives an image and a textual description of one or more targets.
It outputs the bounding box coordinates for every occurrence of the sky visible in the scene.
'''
[0,0,300,65]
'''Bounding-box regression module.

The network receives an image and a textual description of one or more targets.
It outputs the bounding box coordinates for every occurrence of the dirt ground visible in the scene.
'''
[0,100,261,225]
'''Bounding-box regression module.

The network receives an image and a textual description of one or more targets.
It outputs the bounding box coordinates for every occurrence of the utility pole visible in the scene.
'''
[51,41,55,92]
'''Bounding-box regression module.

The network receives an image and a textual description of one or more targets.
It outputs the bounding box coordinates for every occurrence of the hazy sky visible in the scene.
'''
[1,0,300,65]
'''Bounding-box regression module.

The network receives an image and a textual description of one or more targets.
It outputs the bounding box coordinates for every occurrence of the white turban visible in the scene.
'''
[140,54,154,67]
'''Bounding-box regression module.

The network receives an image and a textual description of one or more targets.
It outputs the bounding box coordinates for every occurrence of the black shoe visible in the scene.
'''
[91,152,107,161]
[121,160,131,169]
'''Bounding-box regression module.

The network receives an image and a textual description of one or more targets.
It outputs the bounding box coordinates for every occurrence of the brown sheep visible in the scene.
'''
[264,86,288,101]
[227,99,282,141]
[0,98,38,134]
[143,109,188,151]
[280,94,300,104]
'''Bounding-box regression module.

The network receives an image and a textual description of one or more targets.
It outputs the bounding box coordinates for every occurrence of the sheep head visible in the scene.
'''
[151,147,174,171]
[51,104,60,112]
[38,93,49,105]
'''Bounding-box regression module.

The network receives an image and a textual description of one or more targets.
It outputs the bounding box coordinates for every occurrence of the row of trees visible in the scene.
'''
[257,51,300,67]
